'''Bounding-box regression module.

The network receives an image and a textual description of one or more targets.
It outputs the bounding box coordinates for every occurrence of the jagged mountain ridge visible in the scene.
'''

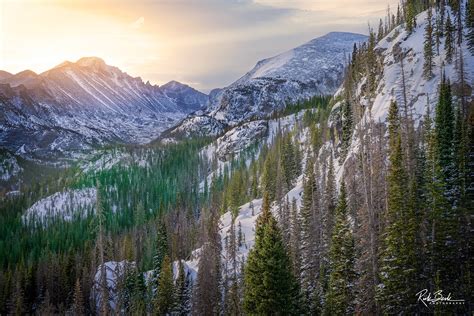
[0,57,208,160]
[166,32,367,139]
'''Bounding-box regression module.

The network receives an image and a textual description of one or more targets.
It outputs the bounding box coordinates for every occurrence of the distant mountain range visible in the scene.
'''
[165,32,367,139]
[0,32,367,188]
[0,57,207,159]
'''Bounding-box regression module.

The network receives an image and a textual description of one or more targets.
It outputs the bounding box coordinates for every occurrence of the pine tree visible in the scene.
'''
[261,153,277,201]
[299,158,321,314]
[435,8,443,55]
[323,183,355,315]
[243,193,300,315]
[467,0,474,54]
[428,75,464,302]
[366,30,378,94]
[174,261,192,316]
[322,154,337,254]
[377,101,418,314]
[153,220,169,284]
[320,154,337,304]
[453,104,466,204]
[377,18,385,41]
[275,158,287,219]
[194,210,222,315]
[406,0,417,33]
[435,76,455,188]
[445,13,455,63]
[340,101,354,162]
[281,134,299,188]
[250,162,259,199]
[387,100,400,148]
[424,7,435,79]
[351,43,358,80]
[224,217,241,316]
[154,255,174,315]
[396,4,402,25]
[289,197,301,279]
[453,0,463,46]
[421,103,451,298]
[452,103,471,303]
[95,181,109,316]
[128,268,147,315]
[72,278,85,315]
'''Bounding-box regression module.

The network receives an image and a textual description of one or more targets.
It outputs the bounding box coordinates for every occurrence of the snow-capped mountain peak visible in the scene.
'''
[75,56,107,69]
[236,32,367,85]
[0,58,208,160]
[167,32,367,139]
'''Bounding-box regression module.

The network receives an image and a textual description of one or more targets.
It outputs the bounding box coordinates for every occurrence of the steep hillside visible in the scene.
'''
[333,7,473,177]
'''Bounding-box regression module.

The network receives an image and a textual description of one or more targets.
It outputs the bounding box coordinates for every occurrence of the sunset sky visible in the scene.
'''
[0,0,399,92]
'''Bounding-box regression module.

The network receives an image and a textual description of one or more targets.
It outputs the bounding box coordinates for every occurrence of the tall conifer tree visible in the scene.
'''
[377,101,418,314]
[323,183,355,316]
[154,255,174,315]
[445,13,455,63]
[243,193,300,315]
[424,7,435,79]
[467,0,474,54]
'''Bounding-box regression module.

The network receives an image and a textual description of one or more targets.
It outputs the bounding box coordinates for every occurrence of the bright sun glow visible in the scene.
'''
[1,0,162,79]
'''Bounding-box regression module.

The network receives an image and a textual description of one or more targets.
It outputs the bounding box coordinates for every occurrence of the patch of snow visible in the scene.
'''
[92,261,136,312]
[22,188,97,226]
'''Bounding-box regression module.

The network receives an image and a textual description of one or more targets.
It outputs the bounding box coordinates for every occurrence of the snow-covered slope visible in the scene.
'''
[166,32,367,139]
[334,8,474,177]
[234,32,366,86]
[22,188,97,226]
[0,57,208,159]
[369,12,472,125]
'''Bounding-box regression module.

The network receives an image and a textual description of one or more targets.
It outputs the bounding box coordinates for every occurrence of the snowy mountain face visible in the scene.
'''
[166,32,367,139]
[0,57,208,160]
[333,8,474,174]
[363,11,472,126]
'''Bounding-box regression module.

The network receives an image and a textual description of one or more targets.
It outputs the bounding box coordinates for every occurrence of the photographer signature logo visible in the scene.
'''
[416,289,465,307]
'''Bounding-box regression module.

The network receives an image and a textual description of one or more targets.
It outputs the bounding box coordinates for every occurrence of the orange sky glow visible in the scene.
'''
[1,0,399,92]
